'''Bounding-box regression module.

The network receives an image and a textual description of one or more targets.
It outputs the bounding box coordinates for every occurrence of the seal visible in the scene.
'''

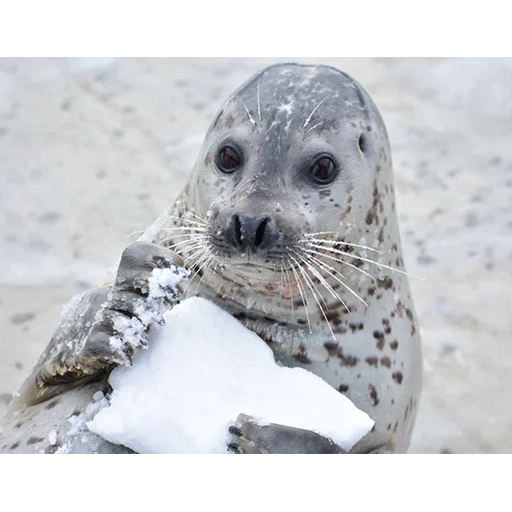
[0,63,422,454]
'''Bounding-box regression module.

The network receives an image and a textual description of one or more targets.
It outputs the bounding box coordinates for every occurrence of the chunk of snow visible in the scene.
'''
[48,430,57,446]
[88,297,374,453]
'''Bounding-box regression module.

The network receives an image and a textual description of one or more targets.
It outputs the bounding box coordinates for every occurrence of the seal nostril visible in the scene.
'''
[233,214,243,246]
[254,217,270,247]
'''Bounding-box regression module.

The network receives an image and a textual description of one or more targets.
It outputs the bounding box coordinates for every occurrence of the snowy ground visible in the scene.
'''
[0,58,511,453]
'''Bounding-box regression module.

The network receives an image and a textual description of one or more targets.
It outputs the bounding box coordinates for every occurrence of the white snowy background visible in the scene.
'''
[0,58,511,453]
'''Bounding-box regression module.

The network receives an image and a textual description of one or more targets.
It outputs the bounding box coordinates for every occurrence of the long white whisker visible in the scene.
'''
[282,259,295,318]
[185,250,214,293]
[300,250,368,308]
[161,233,208,242]
[243,105,257,128]
[177,240,210,256]
[289,259,312,334]
[187,211,209,224]
[196,252,217,289]
[303,121,325,138]
[302,236,382,253]
[167,215,208,227]
[305,243,418,279]
[184,246,210,265]
[257,78,262,123]
[127,229,146,238]
[303,96,330,129]
[292,250,352,312]
[302,246,375,281]
[161,235,208,249]
[161,226,208,233]
[289,255,335,340]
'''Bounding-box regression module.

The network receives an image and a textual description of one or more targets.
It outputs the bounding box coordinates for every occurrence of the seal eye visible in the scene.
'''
[309,157,337,185]
[217,146,241,173]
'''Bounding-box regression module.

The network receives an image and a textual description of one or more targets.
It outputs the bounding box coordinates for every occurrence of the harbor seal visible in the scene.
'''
[0,63,422,454]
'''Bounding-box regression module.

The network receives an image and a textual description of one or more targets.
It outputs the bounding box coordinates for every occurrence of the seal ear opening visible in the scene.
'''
[358,133,368,154]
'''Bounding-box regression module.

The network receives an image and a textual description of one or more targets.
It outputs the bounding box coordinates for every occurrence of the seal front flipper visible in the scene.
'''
[227,414,347,454]
[19,242,187,407]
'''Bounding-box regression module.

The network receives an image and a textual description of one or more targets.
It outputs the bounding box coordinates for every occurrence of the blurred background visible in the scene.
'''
[0,58,510,453]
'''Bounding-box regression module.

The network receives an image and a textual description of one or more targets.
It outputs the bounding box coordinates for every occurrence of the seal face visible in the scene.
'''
[147,63,423,453]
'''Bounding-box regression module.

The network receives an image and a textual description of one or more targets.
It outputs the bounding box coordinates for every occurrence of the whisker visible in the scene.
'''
[303,96,330,129]
[305,243,419,279]
[289,259,312,334]
[303,121,325,138]
[196,252,217,289]
[243,105,257,128]
[160,235,208,249]
[184,246,210,265]
[167,215,208,227]
[289,254,335,340]
[176,240,210,256]
[127,229,146,238]
[302,246,375,281]
[292,250,352,312]
[161,226,208,233]
[299,250,368,308]
[302,236,382,254]
[257,77,262,124]
[185,250,214,293]
[282,259,295,319]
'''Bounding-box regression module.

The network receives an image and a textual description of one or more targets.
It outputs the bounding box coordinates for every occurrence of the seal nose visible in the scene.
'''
[229,213,272,251]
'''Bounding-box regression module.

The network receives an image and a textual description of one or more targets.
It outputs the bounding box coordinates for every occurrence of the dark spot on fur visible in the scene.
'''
[348,322,364,333]
[324,342,339,357]
[225,113,235,129]
[337,349,359,367]
[319,189,331,198]
[392,371,403,384]
[367,287,376,296]
[373,330,384,340]
[393,422,398,433]
[405,308,414,321]
[297,319,306,325]
[377,276,393,290]
[368,384,379,406]
[27,437,45,446]
[376,337,385,350]
[365,356,379,367]
[325,309,342,326]
[293,353,312,364]
[366,210,374,225]
[381,357,391,368]
[338,384,349,393]
[45,445,58,454]
[9,442,20,450]
[15,422,23,429]
[45,399,60,410]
